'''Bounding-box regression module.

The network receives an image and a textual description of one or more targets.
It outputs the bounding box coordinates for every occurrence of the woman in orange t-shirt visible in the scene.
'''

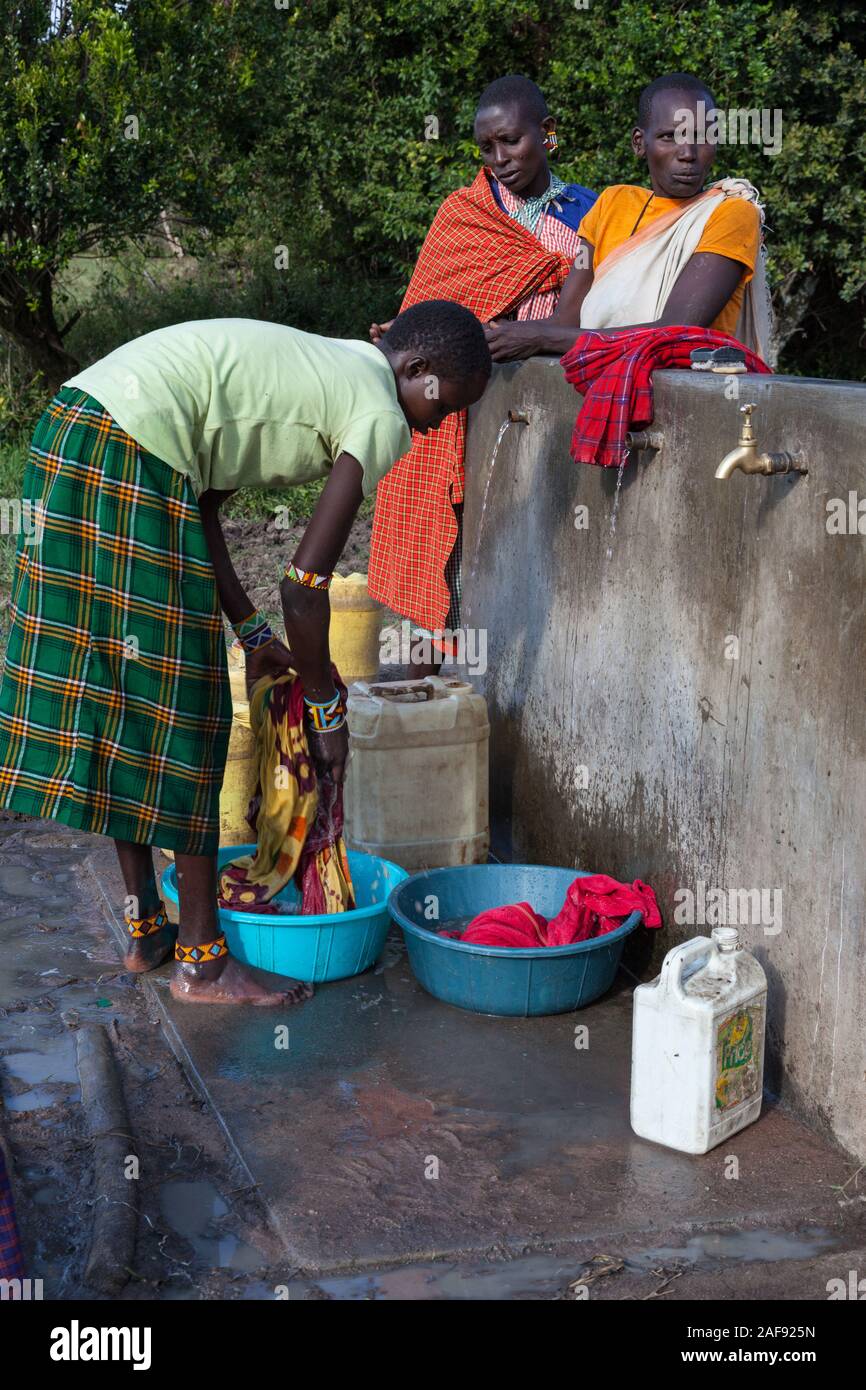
[485,72,762,360]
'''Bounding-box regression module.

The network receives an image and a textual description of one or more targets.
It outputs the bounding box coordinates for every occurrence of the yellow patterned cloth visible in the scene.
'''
[217,670,354,914]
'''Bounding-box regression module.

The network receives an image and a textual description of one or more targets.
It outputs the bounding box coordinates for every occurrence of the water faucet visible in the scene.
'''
[715,403,807,479]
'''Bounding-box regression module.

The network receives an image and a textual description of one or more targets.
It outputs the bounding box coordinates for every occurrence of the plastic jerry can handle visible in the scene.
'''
[659,936,718,1003]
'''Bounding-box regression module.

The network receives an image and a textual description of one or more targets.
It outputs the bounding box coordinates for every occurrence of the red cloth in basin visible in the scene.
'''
[439,874,661,947]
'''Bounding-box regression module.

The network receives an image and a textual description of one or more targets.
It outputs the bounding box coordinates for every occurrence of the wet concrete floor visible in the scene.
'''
[3,817,865,1299]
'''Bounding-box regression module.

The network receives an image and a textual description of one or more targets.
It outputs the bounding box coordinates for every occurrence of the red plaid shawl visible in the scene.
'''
[369,169,573,630]
[561,326,772,468]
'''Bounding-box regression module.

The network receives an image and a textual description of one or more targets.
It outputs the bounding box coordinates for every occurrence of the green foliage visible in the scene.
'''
[235,0,865,376]
[0,0,254,383]
[0,0,864,397]
[62,244,402,367]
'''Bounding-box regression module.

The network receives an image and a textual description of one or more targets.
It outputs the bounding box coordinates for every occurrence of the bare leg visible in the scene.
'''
[170,851,313,1007]
[115,839,176,973]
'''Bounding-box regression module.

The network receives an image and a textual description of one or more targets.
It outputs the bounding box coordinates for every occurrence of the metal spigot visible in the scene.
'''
[507,409,530,424]
[715,403,808,479]
[625,429,664,452]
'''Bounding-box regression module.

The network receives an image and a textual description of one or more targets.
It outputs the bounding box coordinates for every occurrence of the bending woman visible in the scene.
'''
[0,303,490,1006]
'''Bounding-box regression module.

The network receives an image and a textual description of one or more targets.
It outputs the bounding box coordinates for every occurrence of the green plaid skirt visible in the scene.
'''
[0,388,232,854]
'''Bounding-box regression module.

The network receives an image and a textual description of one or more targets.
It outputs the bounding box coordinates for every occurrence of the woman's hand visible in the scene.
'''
[369,318,394,344]
[306,723,350,785]
[483,319,543,362]
[244,637,295,699]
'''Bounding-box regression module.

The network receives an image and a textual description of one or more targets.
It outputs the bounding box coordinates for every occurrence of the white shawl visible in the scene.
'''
[579,178,774,362]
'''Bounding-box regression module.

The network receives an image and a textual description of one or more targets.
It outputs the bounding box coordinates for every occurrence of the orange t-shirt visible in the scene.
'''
[577,184,761,336]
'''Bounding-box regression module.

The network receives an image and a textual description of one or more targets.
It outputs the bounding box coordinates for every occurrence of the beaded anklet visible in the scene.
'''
[284,562,332,591]
[126,906,171,940]
[175,933,229,965]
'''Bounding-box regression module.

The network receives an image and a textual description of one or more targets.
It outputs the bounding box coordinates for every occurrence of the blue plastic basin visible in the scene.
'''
[388,864,642,1016]
[161,846,407,982]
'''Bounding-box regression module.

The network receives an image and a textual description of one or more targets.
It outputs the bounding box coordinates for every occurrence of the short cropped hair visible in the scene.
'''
[638,72,716,128]
[383,300,492,381]
[476,74,549,125]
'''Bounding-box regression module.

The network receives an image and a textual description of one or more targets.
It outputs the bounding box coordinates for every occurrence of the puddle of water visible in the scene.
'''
[0,866,72,904]
[240,1279,282,1300]
[284,1226,840,1301]
[0,1031,81,1111]
[631,1226,835,1267]
[2,1037,79,1086]
[34,1186,63,1206]
[159,1180,264,1273]
[5,1086,63,1112]
[312,1252,577,1300]
[372,936,406,975]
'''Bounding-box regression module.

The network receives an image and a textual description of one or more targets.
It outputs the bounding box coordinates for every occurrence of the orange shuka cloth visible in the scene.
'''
[217,669,354,915]
[368,169,573,632]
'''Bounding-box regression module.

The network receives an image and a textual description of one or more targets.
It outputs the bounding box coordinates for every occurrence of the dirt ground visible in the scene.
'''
[3,811,866,1306]
[0,812,297,1301]
[222,514,374,621]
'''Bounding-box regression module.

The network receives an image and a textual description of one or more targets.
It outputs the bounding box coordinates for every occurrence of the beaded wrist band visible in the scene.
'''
[232,609,276,653]
[304,692,346,732]
[284,562,332,591]
[175,933,229,965]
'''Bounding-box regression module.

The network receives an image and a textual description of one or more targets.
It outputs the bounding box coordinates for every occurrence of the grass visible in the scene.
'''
[223,482,375,525]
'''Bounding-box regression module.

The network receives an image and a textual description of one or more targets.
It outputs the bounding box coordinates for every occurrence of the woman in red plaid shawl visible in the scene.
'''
[368,76,596,673]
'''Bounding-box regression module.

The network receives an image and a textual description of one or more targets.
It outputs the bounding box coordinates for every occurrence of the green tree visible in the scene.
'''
[238,0,865,377]
[1,0,863,389]
[0,0,250,389]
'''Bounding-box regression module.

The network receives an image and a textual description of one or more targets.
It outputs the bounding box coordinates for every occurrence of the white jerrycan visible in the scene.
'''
[630,927,767,1154]
[344,675,490,871]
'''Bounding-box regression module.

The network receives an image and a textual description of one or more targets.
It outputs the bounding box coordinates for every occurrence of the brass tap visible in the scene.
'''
[715,403,808,479]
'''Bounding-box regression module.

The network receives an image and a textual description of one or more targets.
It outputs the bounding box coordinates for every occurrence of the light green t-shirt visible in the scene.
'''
[64,318,412,498]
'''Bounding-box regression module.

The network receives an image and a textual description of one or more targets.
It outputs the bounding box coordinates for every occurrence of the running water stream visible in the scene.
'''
[464,415,521,623]
[605,455,629,560]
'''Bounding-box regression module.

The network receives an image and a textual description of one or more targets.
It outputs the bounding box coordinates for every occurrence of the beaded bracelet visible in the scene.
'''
[232,609,276,653]
[284,562,332,591]
[304,691,346,733]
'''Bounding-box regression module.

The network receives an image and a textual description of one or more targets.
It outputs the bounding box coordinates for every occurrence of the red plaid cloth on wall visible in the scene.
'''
[561,326,772,469]
[368,169,574,631]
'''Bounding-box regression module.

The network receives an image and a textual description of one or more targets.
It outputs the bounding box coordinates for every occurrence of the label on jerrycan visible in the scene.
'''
[715,1003,764,1112]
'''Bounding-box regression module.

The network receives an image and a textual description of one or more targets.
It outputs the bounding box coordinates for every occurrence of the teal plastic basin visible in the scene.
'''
[388,864,642,1016]
[161,846,407,982]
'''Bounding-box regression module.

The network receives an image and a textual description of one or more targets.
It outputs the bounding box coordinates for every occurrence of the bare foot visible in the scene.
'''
[123,920,177,974]
[170,955,313,1007]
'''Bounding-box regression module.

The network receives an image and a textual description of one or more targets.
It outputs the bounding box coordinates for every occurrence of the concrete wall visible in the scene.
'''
[462,360,866,1161]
